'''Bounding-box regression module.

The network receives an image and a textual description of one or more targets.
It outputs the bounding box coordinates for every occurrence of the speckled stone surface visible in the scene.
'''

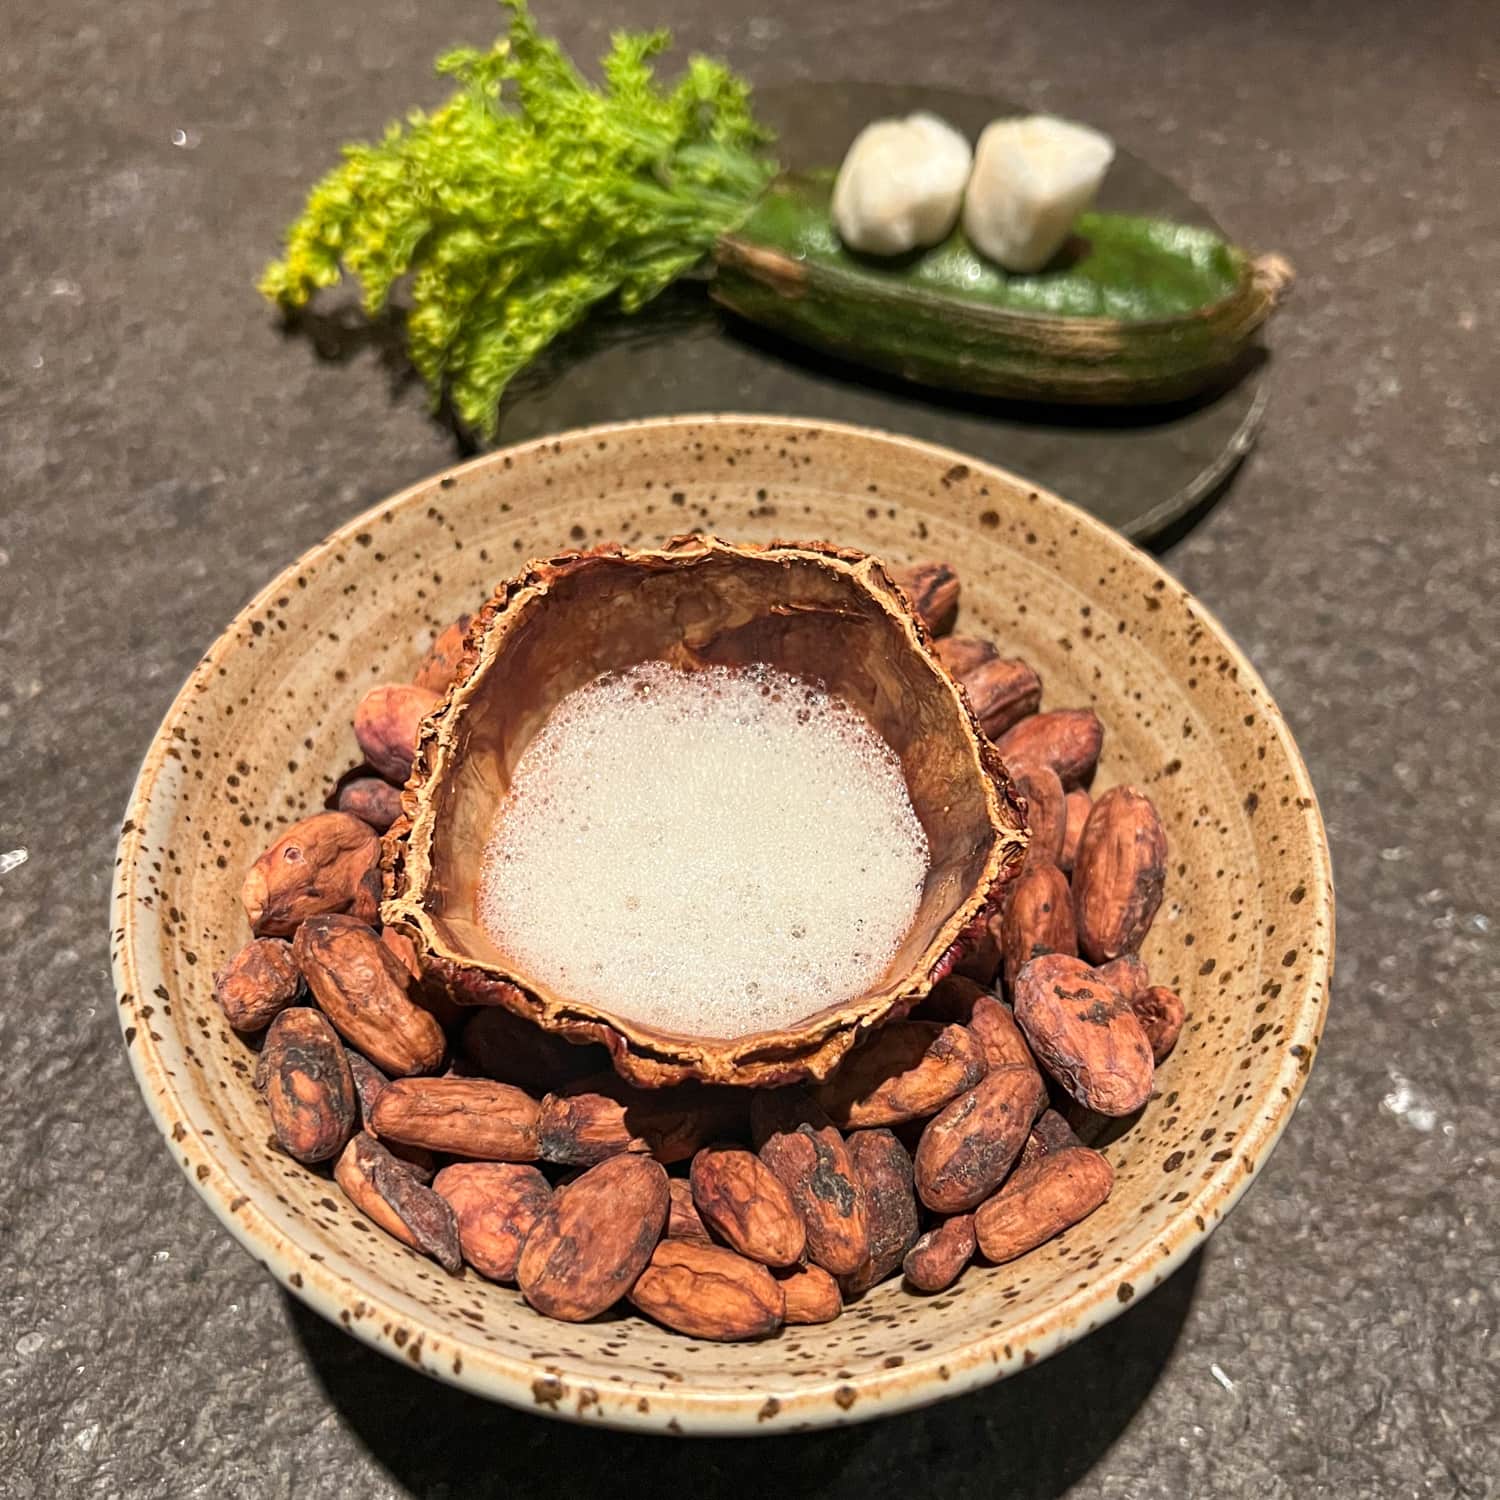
[1,0,1495,1495]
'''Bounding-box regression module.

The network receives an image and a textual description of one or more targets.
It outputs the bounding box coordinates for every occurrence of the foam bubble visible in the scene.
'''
[476,662,929,1039]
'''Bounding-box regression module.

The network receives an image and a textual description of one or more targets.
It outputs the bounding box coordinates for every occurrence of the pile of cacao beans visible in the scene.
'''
[215,559,1184,1341]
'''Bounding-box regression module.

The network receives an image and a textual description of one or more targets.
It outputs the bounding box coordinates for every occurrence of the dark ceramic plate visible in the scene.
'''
[489,83,1276,543]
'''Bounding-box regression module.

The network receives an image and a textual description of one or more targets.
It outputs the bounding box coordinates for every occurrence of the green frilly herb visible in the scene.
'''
[259,1,775,437]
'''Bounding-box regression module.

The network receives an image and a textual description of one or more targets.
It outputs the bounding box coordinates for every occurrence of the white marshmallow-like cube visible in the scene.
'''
[831,112,973,256]
[962,115,1116,273]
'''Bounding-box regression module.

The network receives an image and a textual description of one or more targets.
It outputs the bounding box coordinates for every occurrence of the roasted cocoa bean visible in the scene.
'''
[344,1048,436,1178]
[371,1077,541,1161]
[540,1076,743,1166]
[353,683,441,784]
[775,1263,843,1324]
[958,655,1044,739]
[914,1064,1046,1213]
[1013,954,1154,1117]
[967,994,1036,1072]
[890,560,959,635]
[1013,763,1066,870]
[241,812,381,937]
[293,915,445,1077]
[433,1162,551,1282]
[214,937,301,1032]
[1133,985,1186,1062]
[378,926,423,982]
[458,1006,608,1090]
[667,1178,713,1243]
[752,1090,870,1278]
[921,974,986,1023]
[814,1021,987,1128]
[903,1214,977,1292]
[1060,789,1092,873]
[336,776,404,833]
[1096,953,1151,1005]
[690,1146,806,1267]
[256,1007,356,1163]
[413,614,473,694]
[842,1129,920,1295]
[1071,786,1168,963]
[1018,1107,1083,1169]
[1001,861,1078,990]
[334,1132,462,1272]
[628,1240,784,1342]
[933,633,997,678]
[995,709,1104,790]
[517,1154,669,1322]
[974,1146,1114,1263]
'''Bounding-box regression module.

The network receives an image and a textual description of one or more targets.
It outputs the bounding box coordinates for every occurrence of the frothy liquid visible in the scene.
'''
[477,663,929,1039]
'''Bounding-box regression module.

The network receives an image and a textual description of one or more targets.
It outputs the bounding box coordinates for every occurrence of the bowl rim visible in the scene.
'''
[111,412,1333,1435]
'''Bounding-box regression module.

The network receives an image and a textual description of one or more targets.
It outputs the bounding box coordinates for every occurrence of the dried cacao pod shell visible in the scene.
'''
[667,1178,713,1243]
[241,812,380,938]
[959,655,1043,740]
[1096,953,1151,1005]
[628,1240,785,1342]
[371,1077,541,1161]
[1018,1107,1083,1169]
[353,683,441,784]
[814,1021,987,1128]
[334,1132,462,1272]
[336,776,404,833]
[974,1146,1114,1264]
[775,1262,843,1324]
[413,613,473,694]
[752,1090,870,1278]
[690,1146,806,1267]
[255,1007,356,1163]
[540,1075,744,1167]
[1071,786,1168,963]
[842,1128,921,1295]
[1060,789,1092,873]
[1012,763,1066,871]
[952,904,1002,986]
[1133,985,1186,1063]
[1013,954,1154,1116]
[995,709,1104,791]
[903,1213,977,1293]
[889,560,959,635]
[344,1048,436,1179]
[293,915,445,1077]
[214,937,301,1032]
[1000,861,1078,991]
[921,974,986,1024]
[914,1063,1047,1213]
[458,1006,608,1091]
[517,1154,669,1322]
[967,994,1036,1072]
[433,1162,551,1282]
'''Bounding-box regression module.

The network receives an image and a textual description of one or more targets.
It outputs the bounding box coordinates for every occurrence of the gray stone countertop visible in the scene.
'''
[2,0,1496,1495]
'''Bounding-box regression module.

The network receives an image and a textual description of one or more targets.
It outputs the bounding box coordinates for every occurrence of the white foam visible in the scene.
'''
[476,662,930,1039]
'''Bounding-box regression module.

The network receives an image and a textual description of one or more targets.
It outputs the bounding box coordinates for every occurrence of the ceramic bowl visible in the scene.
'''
[111,414,1333,1435]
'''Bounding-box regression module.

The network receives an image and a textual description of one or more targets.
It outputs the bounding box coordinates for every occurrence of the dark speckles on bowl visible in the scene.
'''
[110,414,1331,1435]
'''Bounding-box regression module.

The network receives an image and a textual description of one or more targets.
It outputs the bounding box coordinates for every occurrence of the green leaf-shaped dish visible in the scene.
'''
[713,171,1293,404]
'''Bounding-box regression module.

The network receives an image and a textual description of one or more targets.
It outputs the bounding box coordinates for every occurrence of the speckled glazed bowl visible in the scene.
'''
[112,415,1333,1435]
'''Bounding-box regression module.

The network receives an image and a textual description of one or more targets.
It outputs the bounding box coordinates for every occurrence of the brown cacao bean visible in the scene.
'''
[814,1021,987,1128]
[1071,786,1168,963]
[952,907,1002,986]
[353,683,441,784]
[433,1162,551,1282]
[1013,763,1066,871]
[1013,954,1154,1116]
[751,1090,870,1278]
[256,1007,356,1163]
[517,1154,669,1322]
[214,937,301,1032]
[1096,953,1151,1005]
[334,1132,462,1272]
[1000,860,1078,990]
[921,974,986,1023]
[690,1146,806,1267]
[903,1214,977,1292]
[1133,985,1186,1063]
[241,812,381,938]
[933,633,996,679]
[958,655,1044,739]
[1018,1107,1083,1169]
[458,1006,608,1090]
[967,994,1035,1072]
[974,1146,1114,1263]
[890,560,959,635]
[344,1048,436,1179]
[914,1064,1046,1213]
[995,709,1104,790]
[842,1128,920,1295]
[667,1178,713,1243]
[628,1240,784,1342]
[776,1262,843,1324]
[413,614,473,694]
[371,1077,541,1161]
[293,915,445,1077]
[335,776,404,833]
[1060,789,1092,873]
[540,1075,743,1166]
